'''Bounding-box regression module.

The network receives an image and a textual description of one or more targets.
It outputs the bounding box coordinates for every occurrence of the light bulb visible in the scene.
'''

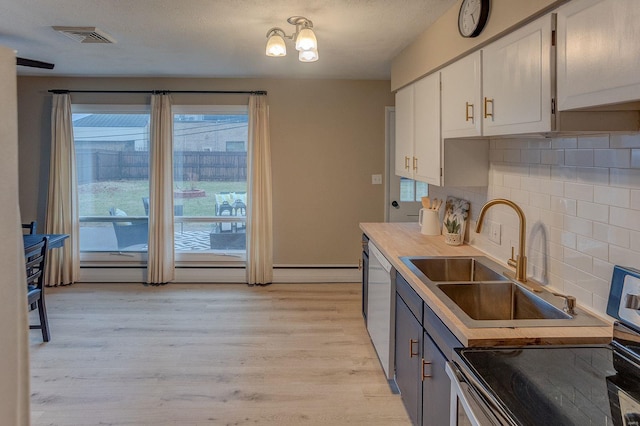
[299,48,318,62]
[266,34,286,57]
[295,27,317,51]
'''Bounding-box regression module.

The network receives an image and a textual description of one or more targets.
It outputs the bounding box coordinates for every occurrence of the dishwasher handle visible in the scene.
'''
[368,242,392,273]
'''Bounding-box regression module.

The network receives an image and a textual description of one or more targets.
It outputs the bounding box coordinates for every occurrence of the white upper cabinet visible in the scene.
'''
[412,73,441,186]
[557,0,640,110]
[441,51,482,138]
[395,85,414,179]
[482,15,553,136]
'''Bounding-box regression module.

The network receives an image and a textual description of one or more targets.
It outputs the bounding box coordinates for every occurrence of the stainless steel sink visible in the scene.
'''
[400,256,608,328]
[437,282,571,321]
[407,257,508,282]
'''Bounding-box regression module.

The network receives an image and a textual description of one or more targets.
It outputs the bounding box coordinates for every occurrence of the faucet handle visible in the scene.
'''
[507,246,517,268]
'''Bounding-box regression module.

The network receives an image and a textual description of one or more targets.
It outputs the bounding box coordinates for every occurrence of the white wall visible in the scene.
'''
[428,132,640,317]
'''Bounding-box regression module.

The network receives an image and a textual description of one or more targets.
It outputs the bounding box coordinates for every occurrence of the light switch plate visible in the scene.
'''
[489,221,501,244]
[372,174,382,185]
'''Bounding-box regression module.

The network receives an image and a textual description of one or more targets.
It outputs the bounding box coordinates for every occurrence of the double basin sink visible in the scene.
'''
[401,256,607,328]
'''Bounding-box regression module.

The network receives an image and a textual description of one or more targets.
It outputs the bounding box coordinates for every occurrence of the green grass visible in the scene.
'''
[79,180,247,217]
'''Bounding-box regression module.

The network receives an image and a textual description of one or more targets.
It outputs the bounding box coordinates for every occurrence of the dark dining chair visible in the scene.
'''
[25,236,50,342]
[22,221,37,234]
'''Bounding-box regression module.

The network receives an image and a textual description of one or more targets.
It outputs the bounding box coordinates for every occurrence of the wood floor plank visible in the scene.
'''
[29,283,410,425]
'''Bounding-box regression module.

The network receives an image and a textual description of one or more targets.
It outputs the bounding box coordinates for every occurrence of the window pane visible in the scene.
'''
[399,177,415,202]
[74,112,150,252]
[415,181,429,201]
[173,112,248,253]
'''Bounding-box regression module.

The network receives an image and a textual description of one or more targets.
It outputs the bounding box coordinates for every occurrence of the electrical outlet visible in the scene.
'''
[489,221,501,244]
[371,174,382,184]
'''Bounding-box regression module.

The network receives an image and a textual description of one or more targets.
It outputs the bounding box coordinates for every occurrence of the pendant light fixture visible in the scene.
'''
[265,16,318,62]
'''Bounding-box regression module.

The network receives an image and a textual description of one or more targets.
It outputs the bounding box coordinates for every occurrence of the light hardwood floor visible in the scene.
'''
[28,283,410,426]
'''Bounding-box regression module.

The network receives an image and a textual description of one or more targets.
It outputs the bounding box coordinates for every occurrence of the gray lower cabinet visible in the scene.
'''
[395,272,460,426]
[395,294,423,425]
[422,332,450,426]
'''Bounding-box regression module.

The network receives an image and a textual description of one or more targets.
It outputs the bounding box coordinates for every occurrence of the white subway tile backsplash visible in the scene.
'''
[563,280,593,307]
[576,167,609,185]
[633,149,640,168]
[552,166,577,181]
[564,248,592,272]
[576,200,609,223]
[490,149,505,162]
[610,169,640,189]
[611,134,640,149]
[529,164,551,178]
[541,150,565,165]
[529,192,551,210]
[592,258,615,282]
[504,149,522,163]
[610,207,640,232]
[564,182,594,201]
[630,190,640,210]
[495,139,529,150]
[565,149,594,167]
[593,223,630,248]
[594,149,631,168]
[551,197,576,215]
[578,135,610,149]
[521,149,541,164]
[576,236,609,261]
[631,232,640,252]
[593,185,630,208]
[564,215,593,237]
[610,245,640,268]
[552,137,578,149]
[560,230,577,249]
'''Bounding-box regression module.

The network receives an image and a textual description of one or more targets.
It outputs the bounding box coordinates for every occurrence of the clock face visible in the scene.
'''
[458,0,490,38]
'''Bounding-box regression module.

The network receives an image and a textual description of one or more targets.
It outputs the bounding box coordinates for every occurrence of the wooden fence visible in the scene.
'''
[77,151,247,184]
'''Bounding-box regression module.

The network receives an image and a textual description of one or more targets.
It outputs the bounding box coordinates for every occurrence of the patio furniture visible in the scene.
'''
[25,236,50,341]
[209,228,246,250]
[142,197,184,232]
[109,207,148,250]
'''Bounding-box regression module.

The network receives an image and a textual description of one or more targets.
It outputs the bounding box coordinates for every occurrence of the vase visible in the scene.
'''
[444,232,462,246]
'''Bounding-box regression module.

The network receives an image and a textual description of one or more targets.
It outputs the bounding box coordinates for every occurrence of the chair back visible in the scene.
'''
[22,221,37,234]
[25,237,48,291]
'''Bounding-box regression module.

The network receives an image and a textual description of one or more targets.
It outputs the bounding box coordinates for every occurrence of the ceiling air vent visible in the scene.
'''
[52,26,116,44]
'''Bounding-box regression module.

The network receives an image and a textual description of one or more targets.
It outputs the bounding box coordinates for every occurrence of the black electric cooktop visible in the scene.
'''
[457,344,640,425]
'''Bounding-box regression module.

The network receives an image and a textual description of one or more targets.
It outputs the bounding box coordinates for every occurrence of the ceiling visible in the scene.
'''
[0,0,457,79]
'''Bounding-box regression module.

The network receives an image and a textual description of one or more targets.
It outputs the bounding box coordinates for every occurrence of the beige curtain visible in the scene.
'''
[0,45,29,426]
[246,94,273,285]
[147,93,175,284]
[45,93,79,286]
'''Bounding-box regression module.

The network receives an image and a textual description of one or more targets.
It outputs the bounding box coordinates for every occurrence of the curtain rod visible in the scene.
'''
[48,89,267,95]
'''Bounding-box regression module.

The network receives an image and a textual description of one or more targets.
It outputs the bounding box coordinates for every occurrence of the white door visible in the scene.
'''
[386,108,424,222]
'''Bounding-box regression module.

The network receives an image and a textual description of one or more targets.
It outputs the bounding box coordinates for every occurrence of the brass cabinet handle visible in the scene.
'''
[409,339,419,358]
[358,259,363,270]
[484,97,494,119]
[465,102,474,122]
[404,156,410,171]
[413,157,418,172]
[422,359,432,380]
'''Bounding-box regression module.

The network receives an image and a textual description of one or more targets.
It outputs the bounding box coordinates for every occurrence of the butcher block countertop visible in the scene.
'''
[360,222,613,347]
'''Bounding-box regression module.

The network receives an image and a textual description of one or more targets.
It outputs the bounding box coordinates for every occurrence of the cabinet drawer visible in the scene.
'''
[396,272,423,323]
[423,302,462,361]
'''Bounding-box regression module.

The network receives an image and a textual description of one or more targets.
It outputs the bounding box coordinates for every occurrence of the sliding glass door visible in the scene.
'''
[73,104,248,267]
[172,106,248,263]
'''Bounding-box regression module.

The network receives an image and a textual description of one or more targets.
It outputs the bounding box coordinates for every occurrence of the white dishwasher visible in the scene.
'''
[366,241,396,381]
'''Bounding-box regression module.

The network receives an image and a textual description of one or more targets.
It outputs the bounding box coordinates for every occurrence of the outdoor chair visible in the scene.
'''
[142,197,184,232]
[25,236,50,341]
[109,207,149,250]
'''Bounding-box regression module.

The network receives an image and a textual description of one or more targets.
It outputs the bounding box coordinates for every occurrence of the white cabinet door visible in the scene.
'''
[482,15,553,136]
[557,0,640,110]
[413,73,441,186]
[395,85,414,179]
[441,51,482,138]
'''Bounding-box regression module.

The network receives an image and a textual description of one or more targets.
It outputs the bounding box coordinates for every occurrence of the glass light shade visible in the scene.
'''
[295,27,317,51]
[266,34,286,57]
[299,48,318,62]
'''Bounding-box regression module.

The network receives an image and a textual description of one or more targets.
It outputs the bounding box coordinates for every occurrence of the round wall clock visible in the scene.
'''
[458,0,490,38]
